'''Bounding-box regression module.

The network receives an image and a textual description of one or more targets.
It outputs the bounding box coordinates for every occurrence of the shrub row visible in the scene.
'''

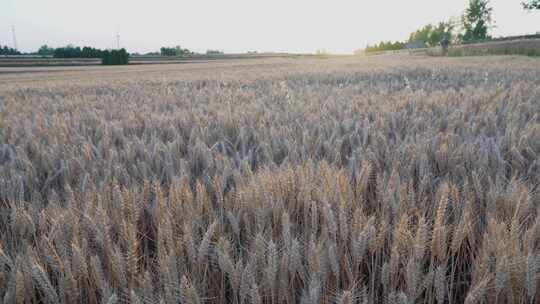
[52,45,129,65]
[101,49,129,65]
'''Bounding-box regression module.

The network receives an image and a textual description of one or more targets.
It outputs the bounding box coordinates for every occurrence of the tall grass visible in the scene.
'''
[0,56,540,303]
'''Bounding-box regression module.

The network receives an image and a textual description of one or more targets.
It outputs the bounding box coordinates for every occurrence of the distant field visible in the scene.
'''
[0,57,102,67]
[1,56,540,304]
[0,53,293,67]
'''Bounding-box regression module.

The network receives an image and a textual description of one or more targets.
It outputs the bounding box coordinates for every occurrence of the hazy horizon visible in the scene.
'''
[1,0,538,54]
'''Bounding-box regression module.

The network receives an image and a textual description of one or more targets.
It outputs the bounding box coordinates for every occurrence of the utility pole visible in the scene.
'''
[116,32,120,49]
[11,25,18,50]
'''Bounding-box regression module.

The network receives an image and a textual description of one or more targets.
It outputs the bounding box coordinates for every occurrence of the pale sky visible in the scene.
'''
[0,0,538,54]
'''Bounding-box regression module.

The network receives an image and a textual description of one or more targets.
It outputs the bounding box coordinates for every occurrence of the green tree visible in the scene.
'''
[160,46,192,56]
[160,47,176,56]
[522,0,540,9]
[102,48,129,65]
[37,45,55,56]
[364,41,405,53]
[461,0,493,42]
[0,45,21,55]
[53,45,83,58]
[175,46,191,56]
[409,22,455,47]
[81,46,103,58]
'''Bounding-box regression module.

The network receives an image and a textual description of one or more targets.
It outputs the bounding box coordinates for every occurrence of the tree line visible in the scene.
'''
[0,45,21,55]
[34,44,130,65]
[4,43,223,61]
[364,42,406,53]
[157,46,224,57]
[51,45,105,58]
[363,0,538,53]
[159,46,193,56]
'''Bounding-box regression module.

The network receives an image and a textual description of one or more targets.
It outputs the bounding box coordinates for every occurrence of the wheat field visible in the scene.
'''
[1,56,540,304]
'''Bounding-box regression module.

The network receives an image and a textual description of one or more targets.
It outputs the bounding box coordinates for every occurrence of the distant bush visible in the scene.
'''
[37,45,55,56]
[206,49,224,55]
[51,45,129,65]
[53,45,83,58]
[363,21,455,55]
[101,49,129,65]
[81,47,104,58]
[364,41,405,53]
[160,47,176,56]
[53,45,104,58]
[409,21,455,48]
[0,45,21,55]
[160,46,192,56]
